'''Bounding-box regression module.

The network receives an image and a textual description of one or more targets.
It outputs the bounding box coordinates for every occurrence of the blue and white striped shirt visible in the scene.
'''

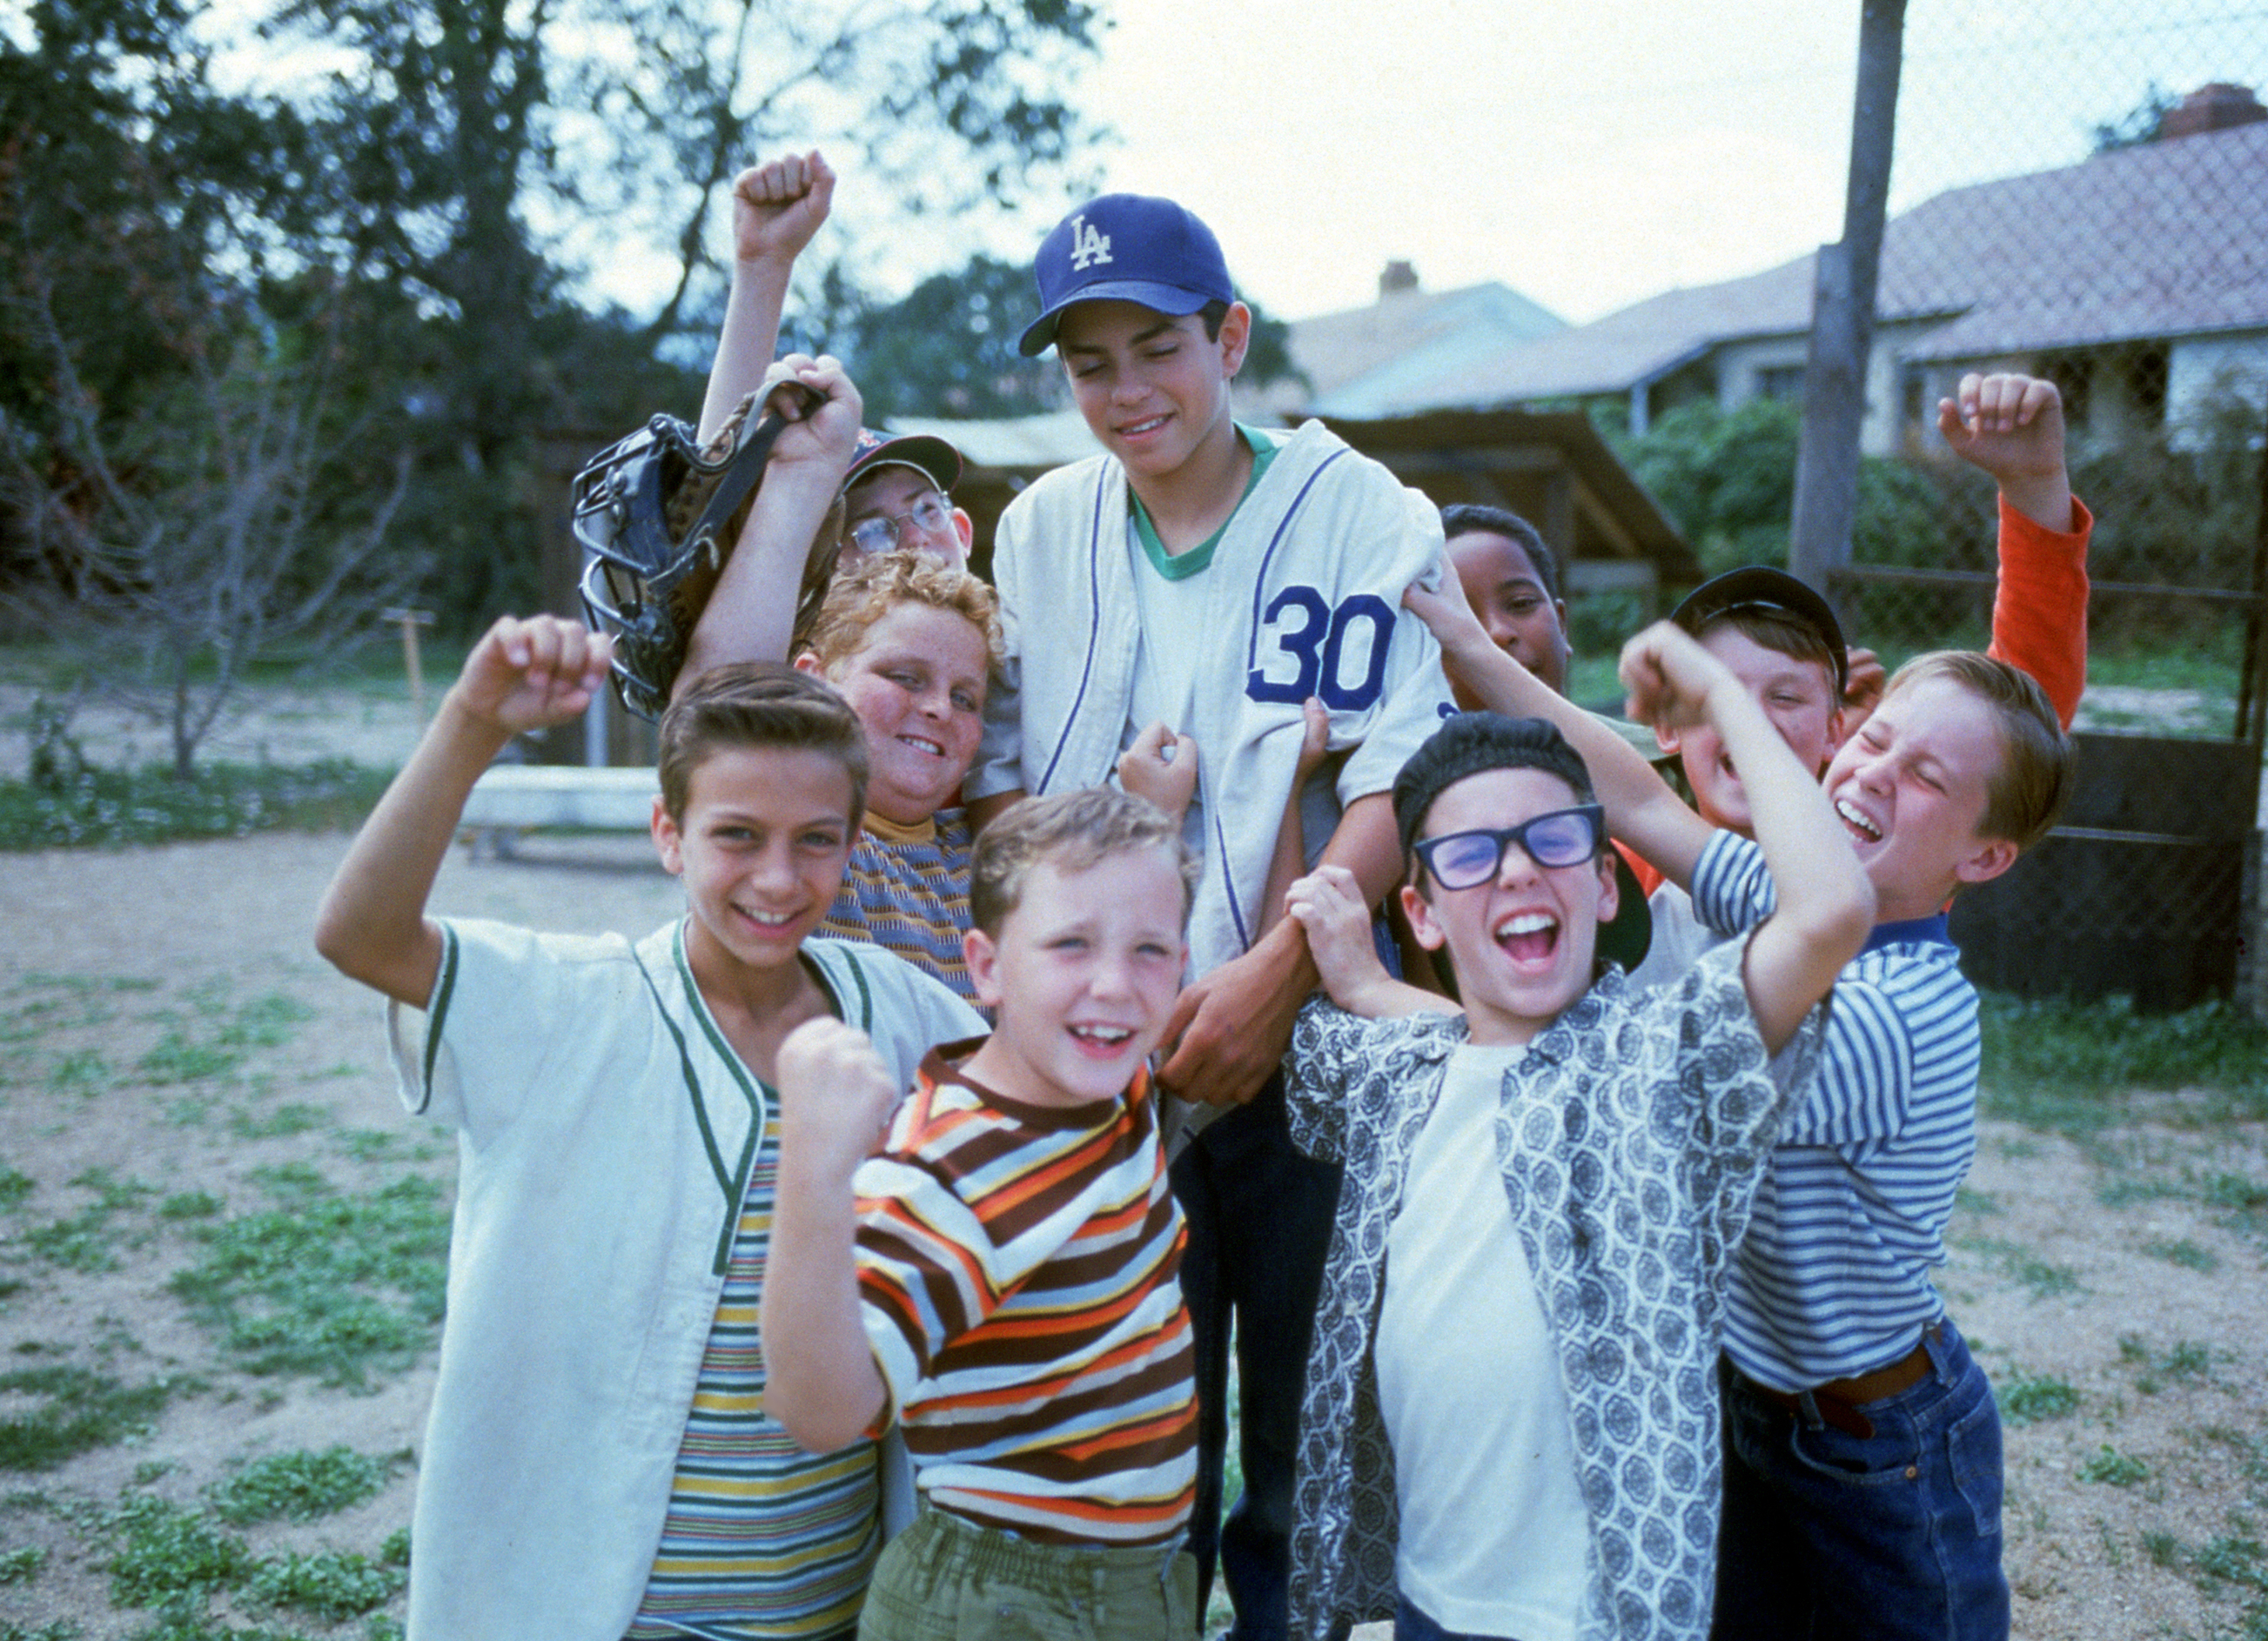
[1690,832,1982,1393]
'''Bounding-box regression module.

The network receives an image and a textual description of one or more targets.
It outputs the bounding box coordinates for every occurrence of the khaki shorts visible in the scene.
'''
[858,1505,1198,1641]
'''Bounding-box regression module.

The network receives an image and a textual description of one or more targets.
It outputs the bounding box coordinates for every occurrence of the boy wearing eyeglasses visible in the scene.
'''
[694,151,974,573]
[1277,623,1872,1641]
[837,427,975,569]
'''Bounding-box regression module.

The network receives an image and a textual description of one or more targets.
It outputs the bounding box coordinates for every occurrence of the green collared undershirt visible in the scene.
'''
[1129,424,1280,580]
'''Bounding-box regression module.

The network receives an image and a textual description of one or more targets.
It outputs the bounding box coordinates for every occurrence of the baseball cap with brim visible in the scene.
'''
[1671,566,1849,695]
[843,429,963,497]
[1019,194,1236,358]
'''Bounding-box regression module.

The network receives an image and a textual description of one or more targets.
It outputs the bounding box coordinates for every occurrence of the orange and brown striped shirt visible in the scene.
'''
[853,1047,1195,1547]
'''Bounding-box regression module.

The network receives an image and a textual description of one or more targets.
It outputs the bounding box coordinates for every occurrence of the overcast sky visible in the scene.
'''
[1061,0,2265,325]
[198,0,2266,332]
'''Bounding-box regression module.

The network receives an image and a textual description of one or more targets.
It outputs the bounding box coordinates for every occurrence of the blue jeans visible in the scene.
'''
[1713,1317,2010,1641]
[1171,1076,1342,1641]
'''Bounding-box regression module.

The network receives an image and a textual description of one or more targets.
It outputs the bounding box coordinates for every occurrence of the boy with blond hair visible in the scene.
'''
[315,629,981,1639]
[762,787,1204,1640]
[786,548,1002,996]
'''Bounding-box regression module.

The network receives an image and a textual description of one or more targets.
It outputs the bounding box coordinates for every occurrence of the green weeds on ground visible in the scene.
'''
[206,1448,404,1527]
[102,1481,408,1637]
[23,1169,157,1273]
[168,1166,448,1388]
[1,975,158,1068]
[1999,1370,2081,1426]
[2,973,316,1120]
[141,991,315,1091]
[1949,1229,2083,1300]
[1977,995,2268,1136]
[0,1364,178,1470]
[2132,1423,2268,1638]
[2116,1332,2217,1396]
[2142,1235,2221,1272]
[2079,1444,2151,1487]
[0,1544,45,1582]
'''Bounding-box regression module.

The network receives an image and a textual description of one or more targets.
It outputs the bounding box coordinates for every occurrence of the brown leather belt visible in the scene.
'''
[1741,1324,1943,1440]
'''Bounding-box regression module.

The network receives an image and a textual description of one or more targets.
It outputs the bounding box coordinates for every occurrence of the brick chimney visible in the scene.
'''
[1379,260,1419,299]
[2161,83,2267,140]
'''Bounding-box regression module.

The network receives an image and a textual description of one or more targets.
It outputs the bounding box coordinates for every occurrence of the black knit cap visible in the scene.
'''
[1392,712,1652,972]
[1393,713,1593,861]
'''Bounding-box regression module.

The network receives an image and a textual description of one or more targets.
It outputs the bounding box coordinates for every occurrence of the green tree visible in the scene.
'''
[2090,83,2180,153]
[0,0,320,540]
[250,0,1111,621]
[1614,397,1802,574]
[0,0,424,774]
[1609,394,1990,605]
[844,255,1063,419]
[3,0,1115,642]
[2,282,420,778]
[595,0,1110,350]
[838,252,1306,421]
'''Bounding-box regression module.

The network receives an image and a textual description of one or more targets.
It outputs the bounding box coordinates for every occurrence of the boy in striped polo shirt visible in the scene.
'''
[1701,650,2073,1641]
[763,787,1203,1641]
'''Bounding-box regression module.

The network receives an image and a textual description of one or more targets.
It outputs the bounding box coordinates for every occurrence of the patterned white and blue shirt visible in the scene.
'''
[1282,928,1826,1641]
[1689,830,1983,1392]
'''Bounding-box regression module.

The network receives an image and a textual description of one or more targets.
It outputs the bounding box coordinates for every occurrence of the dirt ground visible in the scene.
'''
[0,829,2263,1638]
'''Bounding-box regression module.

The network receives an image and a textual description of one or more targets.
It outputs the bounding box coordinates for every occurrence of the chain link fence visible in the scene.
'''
[1827,2,2268,1010]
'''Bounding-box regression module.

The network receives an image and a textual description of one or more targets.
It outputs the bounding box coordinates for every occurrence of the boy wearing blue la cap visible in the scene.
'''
[967,193,1456,1641]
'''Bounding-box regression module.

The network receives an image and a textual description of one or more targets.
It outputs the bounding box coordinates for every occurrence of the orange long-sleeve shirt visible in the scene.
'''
[1986,492,2091,732]
[1623,494,2092,899]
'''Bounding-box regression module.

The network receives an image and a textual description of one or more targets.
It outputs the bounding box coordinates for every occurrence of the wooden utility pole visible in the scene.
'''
[1788,0,1906,600]
[382,606,437,720]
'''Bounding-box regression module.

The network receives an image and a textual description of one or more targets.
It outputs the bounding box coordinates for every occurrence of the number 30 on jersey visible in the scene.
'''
[1245,586,1395,712]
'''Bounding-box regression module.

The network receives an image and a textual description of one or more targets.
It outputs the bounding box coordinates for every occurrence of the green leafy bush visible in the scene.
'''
[0,760,390,852]
[104,1497,252,1607]
[0,1544,45,1583]
[1999,1370,2080,1426]
[1977,994,2268,1135]
[2078,1444,2150,1486]
[247,1550,403,1621]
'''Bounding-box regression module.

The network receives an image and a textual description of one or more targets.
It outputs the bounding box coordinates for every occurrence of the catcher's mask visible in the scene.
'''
[574,390,838,720]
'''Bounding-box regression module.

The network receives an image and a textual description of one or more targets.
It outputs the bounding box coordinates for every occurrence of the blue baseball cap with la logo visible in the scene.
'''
[1018,194,1237,357]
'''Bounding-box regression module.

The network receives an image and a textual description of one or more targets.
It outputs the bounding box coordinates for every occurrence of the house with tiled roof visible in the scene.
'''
[884,271,1699,597]
[1330,84,2268,455]
[1249,262,1569,420]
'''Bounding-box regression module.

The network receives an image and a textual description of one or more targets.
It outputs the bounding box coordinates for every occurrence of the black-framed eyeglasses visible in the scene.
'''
[847,492,953,556]
[1413,805,1607,889]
